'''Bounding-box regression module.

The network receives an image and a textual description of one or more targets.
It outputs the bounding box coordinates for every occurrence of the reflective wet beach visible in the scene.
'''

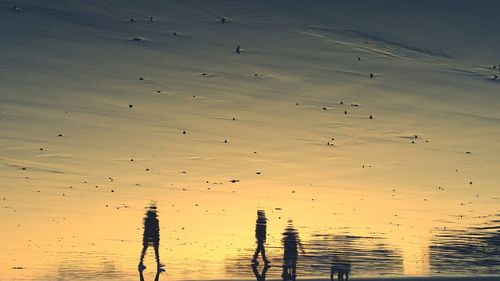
[1,0,500,280]
[2,199,498,280]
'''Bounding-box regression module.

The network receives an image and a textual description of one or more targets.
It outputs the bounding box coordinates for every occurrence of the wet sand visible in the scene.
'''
[1,0,499,280]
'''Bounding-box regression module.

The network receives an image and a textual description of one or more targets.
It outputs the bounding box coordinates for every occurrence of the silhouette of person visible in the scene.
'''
[251,262,270,281]
[252,210,270,265]
[236,45,241,54]
[140,270,160,281]
[138,204,164,272]
[282,221,305,281]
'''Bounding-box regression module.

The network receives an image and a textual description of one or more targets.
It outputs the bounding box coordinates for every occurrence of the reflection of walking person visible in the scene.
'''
[138,203,164,272]
[252,210,270,265]
[282,221,305,281]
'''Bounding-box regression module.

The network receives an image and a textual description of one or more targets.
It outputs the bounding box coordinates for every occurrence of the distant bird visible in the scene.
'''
[235,45,241,54]
[129,17,136,23]
[369,73,374,78]
[149,16,155,22]
[220,17,228,24]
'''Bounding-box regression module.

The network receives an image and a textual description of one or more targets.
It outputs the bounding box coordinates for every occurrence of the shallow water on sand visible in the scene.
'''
[2,199,498,280]
[1,0,500,280]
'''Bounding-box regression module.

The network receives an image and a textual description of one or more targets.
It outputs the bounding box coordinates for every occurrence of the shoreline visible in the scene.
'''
[179,277,500,281]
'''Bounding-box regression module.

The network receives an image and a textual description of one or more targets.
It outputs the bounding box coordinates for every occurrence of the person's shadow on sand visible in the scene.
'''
[139,270,160,281]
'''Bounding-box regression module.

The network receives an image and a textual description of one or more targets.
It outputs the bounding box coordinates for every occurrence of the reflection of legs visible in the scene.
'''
[154,270,161,281]
[345,272,349,281]
[154,241,165,271]
[154,243,160,265]
[291,260,296,281]
[139,271,145,281]
[140,244,148,262]
[252,263,260,280]
[262,264,270,280]
[261,244,269,264]
[139,243,148,272]
[252,263,270,281]
[281,264,288,281]
[253,242,265,263]
[253,244,261,262]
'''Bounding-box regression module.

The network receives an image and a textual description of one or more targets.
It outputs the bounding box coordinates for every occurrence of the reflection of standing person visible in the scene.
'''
[138,204,164,272]
[282,221,305,281]
[252,210,270,265]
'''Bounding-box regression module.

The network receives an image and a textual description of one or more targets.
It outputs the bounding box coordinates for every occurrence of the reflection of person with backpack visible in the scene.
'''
[282,221,305,281]
[252,210,270,265]
[138,204,165,273]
